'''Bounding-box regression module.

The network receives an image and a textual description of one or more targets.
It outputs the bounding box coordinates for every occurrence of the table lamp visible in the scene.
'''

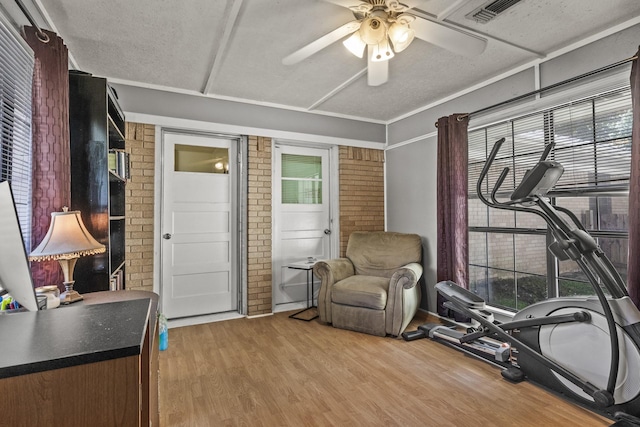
[29,207,106,304]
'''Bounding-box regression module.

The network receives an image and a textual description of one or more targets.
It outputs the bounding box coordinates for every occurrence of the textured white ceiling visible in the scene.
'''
[20,0,640,122]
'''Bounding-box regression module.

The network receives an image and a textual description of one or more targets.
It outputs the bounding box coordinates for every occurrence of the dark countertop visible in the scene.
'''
[0,291,158,379]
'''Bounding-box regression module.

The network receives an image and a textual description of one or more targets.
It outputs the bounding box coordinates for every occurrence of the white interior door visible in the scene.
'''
[161,132,238,319]
[273,144,335,309]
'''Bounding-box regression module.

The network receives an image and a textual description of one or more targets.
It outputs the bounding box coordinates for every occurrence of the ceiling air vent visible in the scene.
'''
[465,0,524,24]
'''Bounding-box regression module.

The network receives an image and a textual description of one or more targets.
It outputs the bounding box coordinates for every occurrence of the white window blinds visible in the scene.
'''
[470,87,632,197]
[0,16,34,249]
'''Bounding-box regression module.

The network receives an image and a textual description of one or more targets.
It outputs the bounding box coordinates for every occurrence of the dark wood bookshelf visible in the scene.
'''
[69,71,127,293]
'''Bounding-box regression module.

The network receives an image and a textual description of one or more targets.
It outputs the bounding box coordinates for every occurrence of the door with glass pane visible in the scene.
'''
[161,132,238,319]
[273,145,333,309]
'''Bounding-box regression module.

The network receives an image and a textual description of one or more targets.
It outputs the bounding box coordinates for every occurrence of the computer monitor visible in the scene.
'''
[0,180,39,311]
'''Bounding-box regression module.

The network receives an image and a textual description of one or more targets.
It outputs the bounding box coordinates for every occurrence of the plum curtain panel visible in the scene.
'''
[23,27,70,288]
[436,114,470,318]
[628,48,640,309]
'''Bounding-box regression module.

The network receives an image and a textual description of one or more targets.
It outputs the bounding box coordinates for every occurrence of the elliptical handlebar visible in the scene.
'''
[475,139,555,225]
[476,137,506,209]
[538,139,554,162]
[491,167,510,205]
[477,137,559,208]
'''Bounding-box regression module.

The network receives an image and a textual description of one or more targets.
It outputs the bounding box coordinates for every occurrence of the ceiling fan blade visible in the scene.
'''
[282,20,361,65]
[322,0,368,9]
[394,0,429,11]
[411,17,488,57]
[367,46,388,86]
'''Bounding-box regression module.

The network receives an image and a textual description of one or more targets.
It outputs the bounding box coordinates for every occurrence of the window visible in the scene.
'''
[468,87,632,311]
[174,144,229,174]
[0,17,34,251]
[281,154,323,204]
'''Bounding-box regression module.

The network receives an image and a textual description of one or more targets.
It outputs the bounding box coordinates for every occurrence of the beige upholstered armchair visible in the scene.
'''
[313,231,423,337]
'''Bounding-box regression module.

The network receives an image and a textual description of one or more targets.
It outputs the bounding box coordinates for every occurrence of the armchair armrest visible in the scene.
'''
[313,258,355,323]
[386,262,423,336]
[390,262,423,290]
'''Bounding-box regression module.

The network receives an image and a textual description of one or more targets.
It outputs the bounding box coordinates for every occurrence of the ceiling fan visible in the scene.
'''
[282,0,488,86]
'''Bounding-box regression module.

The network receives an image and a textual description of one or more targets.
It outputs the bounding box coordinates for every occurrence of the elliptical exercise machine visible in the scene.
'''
[404,138,640,424]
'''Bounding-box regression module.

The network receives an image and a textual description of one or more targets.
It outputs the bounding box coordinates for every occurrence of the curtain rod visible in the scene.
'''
[14,0,49,43]
[435,55,638,127]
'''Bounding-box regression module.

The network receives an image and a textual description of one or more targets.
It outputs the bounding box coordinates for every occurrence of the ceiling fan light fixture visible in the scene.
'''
[343,31,366,58]
[359,17,387,44]
[370,38,394,62]
[388,22,415,53]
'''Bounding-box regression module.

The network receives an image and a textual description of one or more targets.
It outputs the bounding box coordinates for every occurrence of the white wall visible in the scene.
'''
[386,136,438,310]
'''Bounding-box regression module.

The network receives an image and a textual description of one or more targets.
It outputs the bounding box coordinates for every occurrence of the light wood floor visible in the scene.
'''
[159,311,610,427]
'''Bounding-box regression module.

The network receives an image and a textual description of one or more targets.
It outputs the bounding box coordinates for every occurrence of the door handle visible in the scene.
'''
[163,233,172,240]
[324,229,331,235]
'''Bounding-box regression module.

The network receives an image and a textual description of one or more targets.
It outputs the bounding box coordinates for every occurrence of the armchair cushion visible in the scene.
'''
[332,275,389,310]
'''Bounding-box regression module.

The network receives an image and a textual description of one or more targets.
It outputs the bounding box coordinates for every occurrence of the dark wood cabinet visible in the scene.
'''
[69,71,126,293]
[0,292,160,426]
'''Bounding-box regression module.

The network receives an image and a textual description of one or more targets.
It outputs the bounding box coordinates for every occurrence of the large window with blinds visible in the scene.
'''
[0,17,34,250]
[468,86,632,311]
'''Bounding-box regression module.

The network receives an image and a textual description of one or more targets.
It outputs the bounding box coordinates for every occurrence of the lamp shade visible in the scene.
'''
[388,21,415,53]
[343,31,367,58]
[29,208,105,261]
[359,17,386,44]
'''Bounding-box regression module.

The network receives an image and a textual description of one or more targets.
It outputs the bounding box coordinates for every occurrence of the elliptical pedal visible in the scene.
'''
[401,329,427,341]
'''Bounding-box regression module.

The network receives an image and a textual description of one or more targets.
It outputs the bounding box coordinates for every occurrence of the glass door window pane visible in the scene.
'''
[175,144,229,174]
[468,198,488,227]
[558,278,594,297]
[556,197,596,230]
[514,234,547,276]
[469,231,487,265]
[598,196,628,231]
[598,237,628,283]
[469,265,489,301]
[487,268,516,310]
[281,154,322,204]
[487,233,515,271]
[516,273,548,309]
[282,154,322,178]
[282,180,322,204]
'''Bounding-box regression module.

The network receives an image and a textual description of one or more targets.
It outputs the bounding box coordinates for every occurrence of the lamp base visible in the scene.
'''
[60,290,83,304]
[60,278,83,304]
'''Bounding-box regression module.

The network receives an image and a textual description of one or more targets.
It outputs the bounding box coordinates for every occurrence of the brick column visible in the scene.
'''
[124,123,155,292]
[338,147,385,256]
[247,136,273,316]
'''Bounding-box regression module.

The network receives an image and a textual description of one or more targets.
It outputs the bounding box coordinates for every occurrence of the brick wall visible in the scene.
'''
[338,146,385,256]
[247,136,273,316]
[124,123,155,292]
